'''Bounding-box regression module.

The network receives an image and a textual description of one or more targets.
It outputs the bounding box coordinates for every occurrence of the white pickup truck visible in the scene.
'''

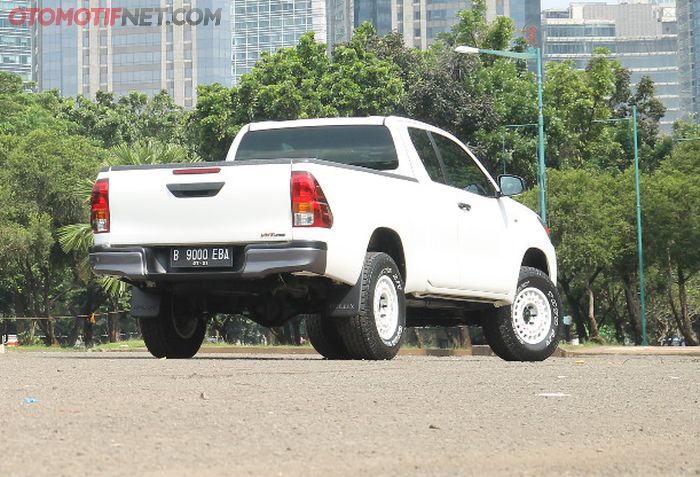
[90,116,561,361]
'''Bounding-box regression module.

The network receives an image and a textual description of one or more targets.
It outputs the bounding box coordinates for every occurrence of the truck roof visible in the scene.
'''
[246,116,437,132]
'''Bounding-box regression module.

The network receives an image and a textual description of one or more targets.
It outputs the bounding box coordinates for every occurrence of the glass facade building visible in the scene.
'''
[327,0,393,46]
[543,2,680,131]
[34,0,231,107]
[1,0,32,81]
[393,0,541,50]
[677,0,700,119]
[231,0,326,83]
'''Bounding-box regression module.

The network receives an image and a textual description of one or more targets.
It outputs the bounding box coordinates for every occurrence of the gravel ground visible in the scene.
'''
[0,351,698,477]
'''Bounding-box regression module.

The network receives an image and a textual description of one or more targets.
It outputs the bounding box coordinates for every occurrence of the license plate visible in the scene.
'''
[170,247,233,268]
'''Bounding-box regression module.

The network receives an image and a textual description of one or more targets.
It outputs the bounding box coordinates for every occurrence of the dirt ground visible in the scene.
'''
[0,351,698,477]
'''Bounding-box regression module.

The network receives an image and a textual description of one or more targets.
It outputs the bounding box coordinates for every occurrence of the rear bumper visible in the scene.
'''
[89,241,327,282]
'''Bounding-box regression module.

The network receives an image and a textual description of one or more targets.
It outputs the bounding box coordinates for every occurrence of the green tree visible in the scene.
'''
[62,90,188,149]
[189,29,404,162]
[0,71,22,94]
[57,141,197,344]
[187,83,242,162]
[522,169,628,342]
[643,142,700,345]
[0,130,102,344]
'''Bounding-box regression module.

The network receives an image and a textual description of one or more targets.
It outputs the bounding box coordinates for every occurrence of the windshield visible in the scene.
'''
[235,125,399,171]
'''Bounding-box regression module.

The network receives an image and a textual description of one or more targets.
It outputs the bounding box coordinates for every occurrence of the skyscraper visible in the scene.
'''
[394,0,541,50]
[543,1,680,130]
[34,0,231,107]
[677,0,699,119]
[327,0,392,45]
[0,0,32,81]
[231,0,327,84]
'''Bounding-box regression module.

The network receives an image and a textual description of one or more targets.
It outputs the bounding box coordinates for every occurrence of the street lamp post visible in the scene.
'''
[455,45,547,224]
[592,105,648,346]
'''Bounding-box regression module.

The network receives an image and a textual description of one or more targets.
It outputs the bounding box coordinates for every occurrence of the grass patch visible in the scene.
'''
[5,344,75,352]
[560,341,608,350]
[5,340,317,352]
[95,340,145,350]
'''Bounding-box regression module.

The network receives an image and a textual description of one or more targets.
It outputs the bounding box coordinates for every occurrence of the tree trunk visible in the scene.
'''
[266,328,278,345]
[459,326,472,349]
[66,318,82,347]
[676,266,699,346]
[83,318,94,347]
[40,264,58,346]
[664,252,699,346]
[621,275,642,345]
[410,328,425,348]
[13,294,34,345]
[108,312,120,343]
[291,317,302,345]
[46,319,58,346]
[585,285,603,343]
[560,278,588,342]
[612,311,626,344]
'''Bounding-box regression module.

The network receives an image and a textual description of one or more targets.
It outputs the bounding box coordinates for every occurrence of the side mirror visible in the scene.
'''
[498,174,525,196]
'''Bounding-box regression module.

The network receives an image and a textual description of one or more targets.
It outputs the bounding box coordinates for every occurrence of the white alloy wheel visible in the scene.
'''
[373,275,399,341]
[511,286,552,345]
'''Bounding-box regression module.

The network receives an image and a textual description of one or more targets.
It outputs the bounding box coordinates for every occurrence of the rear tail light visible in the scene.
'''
[291,171,333,228]
[91,178,110,233]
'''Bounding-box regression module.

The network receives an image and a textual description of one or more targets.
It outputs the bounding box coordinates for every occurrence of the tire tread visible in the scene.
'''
[483,266,562,362]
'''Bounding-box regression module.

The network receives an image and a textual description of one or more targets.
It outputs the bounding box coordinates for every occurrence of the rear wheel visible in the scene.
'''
[337,252,405,360]
[483,266,562,361]
[305,314,351,359]
[139,295,206,359]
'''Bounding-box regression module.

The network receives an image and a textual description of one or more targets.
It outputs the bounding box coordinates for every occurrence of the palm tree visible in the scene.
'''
[58,141,200,343]
[104,140,197,167]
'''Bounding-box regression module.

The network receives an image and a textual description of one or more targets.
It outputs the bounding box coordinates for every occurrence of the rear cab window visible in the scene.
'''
[235,125,400,171]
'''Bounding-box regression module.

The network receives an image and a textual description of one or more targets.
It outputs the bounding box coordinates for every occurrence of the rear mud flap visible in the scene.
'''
[326,278,363,318]
[130,288,161,318]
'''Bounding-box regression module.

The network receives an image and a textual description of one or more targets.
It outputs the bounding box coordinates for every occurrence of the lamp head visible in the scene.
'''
[454,46,480,55]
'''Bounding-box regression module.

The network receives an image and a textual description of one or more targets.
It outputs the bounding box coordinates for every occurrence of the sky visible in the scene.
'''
[541,0,613,8]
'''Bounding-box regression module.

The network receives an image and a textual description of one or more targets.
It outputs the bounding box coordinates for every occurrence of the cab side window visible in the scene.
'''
[408,128,446,184]
[431,133,495,196]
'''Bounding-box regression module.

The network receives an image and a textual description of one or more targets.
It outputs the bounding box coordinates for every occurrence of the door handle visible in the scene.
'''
[458,202,471,211]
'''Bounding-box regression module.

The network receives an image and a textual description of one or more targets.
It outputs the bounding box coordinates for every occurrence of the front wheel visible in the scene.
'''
[139,294,206,359]
[483,266,562,361]
[337,252,406,360]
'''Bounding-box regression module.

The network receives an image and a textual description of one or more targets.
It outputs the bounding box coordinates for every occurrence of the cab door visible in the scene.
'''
[406,128,461,289]
[430,133,513,295]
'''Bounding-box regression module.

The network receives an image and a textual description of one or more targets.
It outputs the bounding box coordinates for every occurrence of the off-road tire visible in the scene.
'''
[305,314,351,359]
[337,252,405,360]
[139,295,206,359]
[483,266,562,361]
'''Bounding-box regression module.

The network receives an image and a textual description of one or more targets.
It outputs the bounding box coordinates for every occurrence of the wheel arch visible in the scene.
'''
[521,248,550,277]
[366,227,406,282]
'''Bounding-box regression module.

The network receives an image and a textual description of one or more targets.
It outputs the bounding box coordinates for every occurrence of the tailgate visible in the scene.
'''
[105,163,293,246]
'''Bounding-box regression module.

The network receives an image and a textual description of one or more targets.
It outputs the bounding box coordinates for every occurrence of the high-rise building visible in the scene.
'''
[392,0,541,50]
[543,1,680,130]
[485,0,542,45]
[327,0,391,45]
[328,0,540,50]
[231,0,327,84]
[677,0,699,119]
[34,0,231,107]
[0,0,32,81]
